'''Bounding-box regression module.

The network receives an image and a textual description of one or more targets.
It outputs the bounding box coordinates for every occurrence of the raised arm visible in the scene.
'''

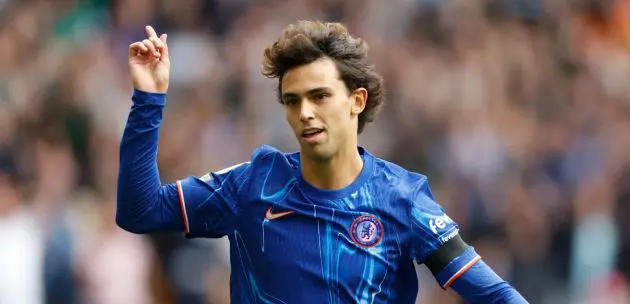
[116,25,183,234]
[117,26,250,238]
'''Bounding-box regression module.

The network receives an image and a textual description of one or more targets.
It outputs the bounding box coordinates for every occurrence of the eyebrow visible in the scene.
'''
[281,87,331,101]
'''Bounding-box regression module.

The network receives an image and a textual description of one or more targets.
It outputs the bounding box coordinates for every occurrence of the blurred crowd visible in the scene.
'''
[1,0,630,303]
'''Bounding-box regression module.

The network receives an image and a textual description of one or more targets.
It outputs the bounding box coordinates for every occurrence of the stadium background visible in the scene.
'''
[1,0,630,303]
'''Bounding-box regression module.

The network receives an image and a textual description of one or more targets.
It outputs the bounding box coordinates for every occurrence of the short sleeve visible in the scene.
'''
[176,161,251,238]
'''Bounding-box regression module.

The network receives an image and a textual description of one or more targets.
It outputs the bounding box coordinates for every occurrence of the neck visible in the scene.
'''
[300,144,364,190]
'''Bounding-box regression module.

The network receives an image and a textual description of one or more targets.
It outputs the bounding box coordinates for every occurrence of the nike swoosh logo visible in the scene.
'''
[265,207,295,220]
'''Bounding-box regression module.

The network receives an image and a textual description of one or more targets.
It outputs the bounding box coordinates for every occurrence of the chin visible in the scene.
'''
[301,144,335,162]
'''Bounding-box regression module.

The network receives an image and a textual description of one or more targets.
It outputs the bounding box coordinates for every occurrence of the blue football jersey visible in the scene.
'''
[118,90,526,304]
[175,144,474,303]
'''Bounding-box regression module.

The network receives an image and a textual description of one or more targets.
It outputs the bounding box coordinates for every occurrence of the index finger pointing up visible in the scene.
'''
[145,25,158,39]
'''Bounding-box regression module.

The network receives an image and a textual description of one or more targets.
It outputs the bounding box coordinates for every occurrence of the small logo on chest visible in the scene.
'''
[265,207,295,220]
[350,215,384,248]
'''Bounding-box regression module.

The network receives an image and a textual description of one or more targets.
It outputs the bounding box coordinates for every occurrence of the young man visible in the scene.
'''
[117,22,528,303]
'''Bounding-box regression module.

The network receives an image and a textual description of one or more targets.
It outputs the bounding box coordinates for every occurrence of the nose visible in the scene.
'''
[299,99,315,122]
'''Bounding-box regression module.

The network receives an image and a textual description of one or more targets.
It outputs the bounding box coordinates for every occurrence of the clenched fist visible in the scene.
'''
[128,25,170,93]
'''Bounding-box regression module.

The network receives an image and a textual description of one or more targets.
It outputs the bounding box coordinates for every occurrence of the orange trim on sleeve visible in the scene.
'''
[176,180,190,233]
[442,255,482,289]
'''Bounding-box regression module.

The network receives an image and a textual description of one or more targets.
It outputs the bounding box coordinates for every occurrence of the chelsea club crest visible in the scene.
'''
[350,214,384,248]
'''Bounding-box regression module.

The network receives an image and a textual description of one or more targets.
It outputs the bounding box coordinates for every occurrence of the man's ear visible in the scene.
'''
[351,88,368,115]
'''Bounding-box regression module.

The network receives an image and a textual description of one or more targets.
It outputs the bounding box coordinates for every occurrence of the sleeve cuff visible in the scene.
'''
[176,180,191,234]
[436,247,481,289]
[132,89,167,106]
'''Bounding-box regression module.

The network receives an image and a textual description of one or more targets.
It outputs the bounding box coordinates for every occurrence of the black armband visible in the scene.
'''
[425,234,469,276]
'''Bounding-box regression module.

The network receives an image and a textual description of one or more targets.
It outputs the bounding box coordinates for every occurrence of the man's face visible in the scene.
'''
[281,58,365,161]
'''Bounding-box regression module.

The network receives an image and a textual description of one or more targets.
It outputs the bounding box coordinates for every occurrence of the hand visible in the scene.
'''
[128,25,170,93]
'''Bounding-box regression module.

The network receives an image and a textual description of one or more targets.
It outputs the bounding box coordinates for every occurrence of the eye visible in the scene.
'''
[283,99,298,106]
[314,93,329,101]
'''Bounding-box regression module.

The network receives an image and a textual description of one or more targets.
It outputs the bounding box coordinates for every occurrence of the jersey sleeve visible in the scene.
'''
[117,90,189,234]
[450,259,529,303]
[117,90,258,238]
[177,161,251,238]
[409,177,481,289]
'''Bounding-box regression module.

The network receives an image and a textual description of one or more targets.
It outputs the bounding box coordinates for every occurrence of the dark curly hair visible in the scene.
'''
[262,20,385,134]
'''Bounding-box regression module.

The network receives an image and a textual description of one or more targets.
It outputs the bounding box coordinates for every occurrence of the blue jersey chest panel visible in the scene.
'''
[229,181,412,303]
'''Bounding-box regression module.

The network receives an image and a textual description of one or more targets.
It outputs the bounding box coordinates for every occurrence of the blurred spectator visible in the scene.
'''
[0,150,44,304]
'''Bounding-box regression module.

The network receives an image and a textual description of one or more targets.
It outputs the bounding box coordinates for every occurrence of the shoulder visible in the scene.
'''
[198,145,290,183]
[368,154,445,221]
[250,144,278,161]
[249,144,299,170]
[239,145,299,188]
[370,155,429,196]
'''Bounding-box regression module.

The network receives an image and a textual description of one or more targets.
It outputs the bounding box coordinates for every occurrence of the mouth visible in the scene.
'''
[301,128,325,142]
